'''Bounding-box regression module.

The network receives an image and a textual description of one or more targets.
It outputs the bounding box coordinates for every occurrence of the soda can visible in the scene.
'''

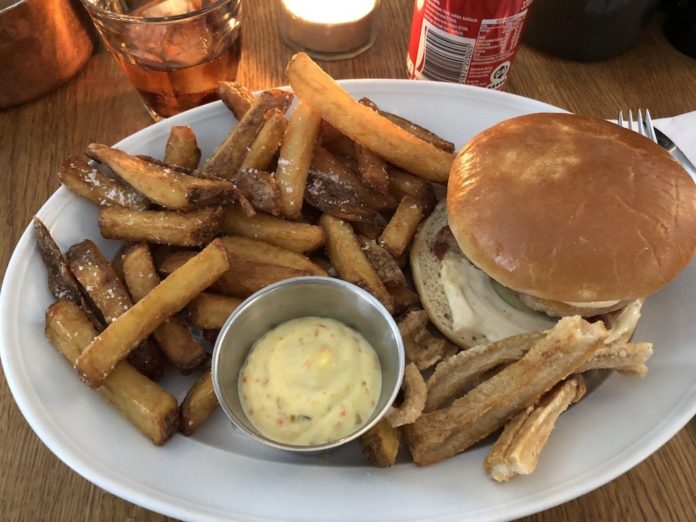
[407,0,533,90]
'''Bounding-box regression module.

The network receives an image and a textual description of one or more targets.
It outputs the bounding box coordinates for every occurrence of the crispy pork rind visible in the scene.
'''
[484,375,587,482]
[387,363,427,428]
[398,310,458,371]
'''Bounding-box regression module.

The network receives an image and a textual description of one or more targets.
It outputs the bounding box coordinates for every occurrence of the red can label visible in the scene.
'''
[407,0,533,89]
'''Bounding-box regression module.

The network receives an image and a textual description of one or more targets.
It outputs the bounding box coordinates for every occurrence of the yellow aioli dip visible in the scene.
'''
[238,316,382,446]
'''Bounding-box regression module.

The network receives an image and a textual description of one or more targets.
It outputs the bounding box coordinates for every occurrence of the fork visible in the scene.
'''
[617,109,657,143]
[618,108,696,177]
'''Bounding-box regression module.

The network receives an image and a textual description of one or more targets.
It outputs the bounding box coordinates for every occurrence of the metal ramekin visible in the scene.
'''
[211,276,405,453]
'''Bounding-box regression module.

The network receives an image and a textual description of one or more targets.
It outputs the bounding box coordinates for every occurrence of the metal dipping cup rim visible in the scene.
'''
[211,276,405,453]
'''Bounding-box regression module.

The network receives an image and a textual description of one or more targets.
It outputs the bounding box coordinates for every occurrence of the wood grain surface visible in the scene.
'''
[1,1,695,521]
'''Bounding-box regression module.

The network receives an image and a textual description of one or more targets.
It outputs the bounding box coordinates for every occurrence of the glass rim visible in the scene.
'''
[78,0,237,24]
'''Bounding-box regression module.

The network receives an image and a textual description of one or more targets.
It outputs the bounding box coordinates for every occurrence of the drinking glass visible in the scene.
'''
[80,0,242,120]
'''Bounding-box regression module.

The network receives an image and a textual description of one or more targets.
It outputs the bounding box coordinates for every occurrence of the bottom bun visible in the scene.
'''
[410,202,474,347]
[411,202,642,348]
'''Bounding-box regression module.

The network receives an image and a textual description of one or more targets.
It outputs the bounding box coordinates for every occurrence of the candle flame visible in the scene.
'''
[282,0,377,24]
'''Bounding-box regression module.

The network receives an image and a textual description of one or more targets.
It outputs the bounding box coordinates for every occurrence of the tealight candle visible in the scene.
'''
[279,0,381,60]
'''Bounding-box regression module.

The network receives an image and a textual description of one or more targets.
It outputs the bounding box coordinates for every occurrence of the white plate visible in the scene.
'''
[2,80,695,522]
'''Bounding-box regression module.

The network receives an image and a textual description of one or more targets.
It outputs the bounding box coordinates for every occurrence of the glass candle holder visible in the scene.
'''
[278,0,381,60]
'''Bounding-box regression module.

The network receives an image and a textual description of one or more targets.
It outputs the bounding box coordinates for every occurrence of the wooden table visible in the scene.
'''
[1,1,694,520]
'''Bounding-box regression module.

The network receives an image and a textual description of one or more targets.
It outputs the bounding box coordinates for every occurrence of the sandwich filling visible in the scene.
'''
[433,225,637,345]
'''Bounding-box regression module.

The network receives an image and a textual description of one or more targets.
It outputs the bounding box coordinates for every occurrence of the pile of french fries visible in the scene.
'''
[36,53,653,481]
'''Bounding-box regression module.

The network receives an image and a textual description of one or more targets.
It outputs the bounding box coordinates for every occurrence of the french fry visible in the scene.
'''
[215,263,309,298]
[359,418,400,468]
[179,369,219,436]
[319,120,342,144]
[305,169,382,223]
[286,53,454,183]
[312,146,396,211]
[388,167,436,213]
[87,144,234,210]
[276,101,323,219]
[221,206,324,253]
[33,218,103,328]
[378,109,455,153]
[45,300,178,445]
[358,235,418,313]
[358,236,407,289]
[319,214,394,312]
[99,206,222,247]
[66,240,165,380]
[164,126,201,170]
[352,220,384,240]
[203,329,220,345]
[157,251,198,275]
[219,236,327,276]
[75,239,232,388]
[121,243,208,373]
[323,132,356,158]
[355,98,389,193]
[484,376,586,482]
[234,168,282,216]
[379,195,425,257]
[135,154,195,175]
[204,89,293,179]
[405,317,607,466]
[240,108,287,171]
[158,250,310,299]
[390,285,420,315]
[187,292,242,330]
[58,156,150,210]
[218,81,254,119]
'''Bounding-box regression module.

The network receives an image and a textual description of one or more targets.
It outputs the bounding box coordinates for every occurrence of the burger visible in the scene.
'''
[411,113,696,347]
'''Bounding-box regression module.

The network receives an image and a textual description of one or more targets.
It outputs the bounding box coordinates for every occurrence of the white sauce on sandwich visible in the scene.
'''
[440,252,555,344]
[605,299,642,344]
[562,299,621,309]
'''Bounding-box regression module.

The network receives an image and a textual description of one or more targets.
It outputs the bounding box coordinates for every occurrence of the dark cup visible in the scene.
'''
[524,0,659,61]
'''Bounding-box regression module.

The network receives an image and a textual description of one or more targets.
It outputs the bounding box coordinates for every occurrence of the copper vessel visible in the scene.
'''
[0,0,94,109]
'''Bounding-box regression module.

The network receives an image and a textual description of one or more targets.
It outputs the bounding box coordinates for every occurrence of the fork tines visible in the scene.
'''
[617,109,658,143]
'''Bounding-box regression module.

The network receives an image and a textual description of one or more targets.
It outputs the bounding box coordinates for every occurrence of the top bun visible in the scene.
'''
[447,113,696,302]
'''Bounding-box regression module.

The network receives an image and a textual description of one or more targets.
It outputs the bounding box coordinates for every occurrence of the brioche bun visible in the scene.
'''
[447,113,696,302]
[410,202,475,347]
